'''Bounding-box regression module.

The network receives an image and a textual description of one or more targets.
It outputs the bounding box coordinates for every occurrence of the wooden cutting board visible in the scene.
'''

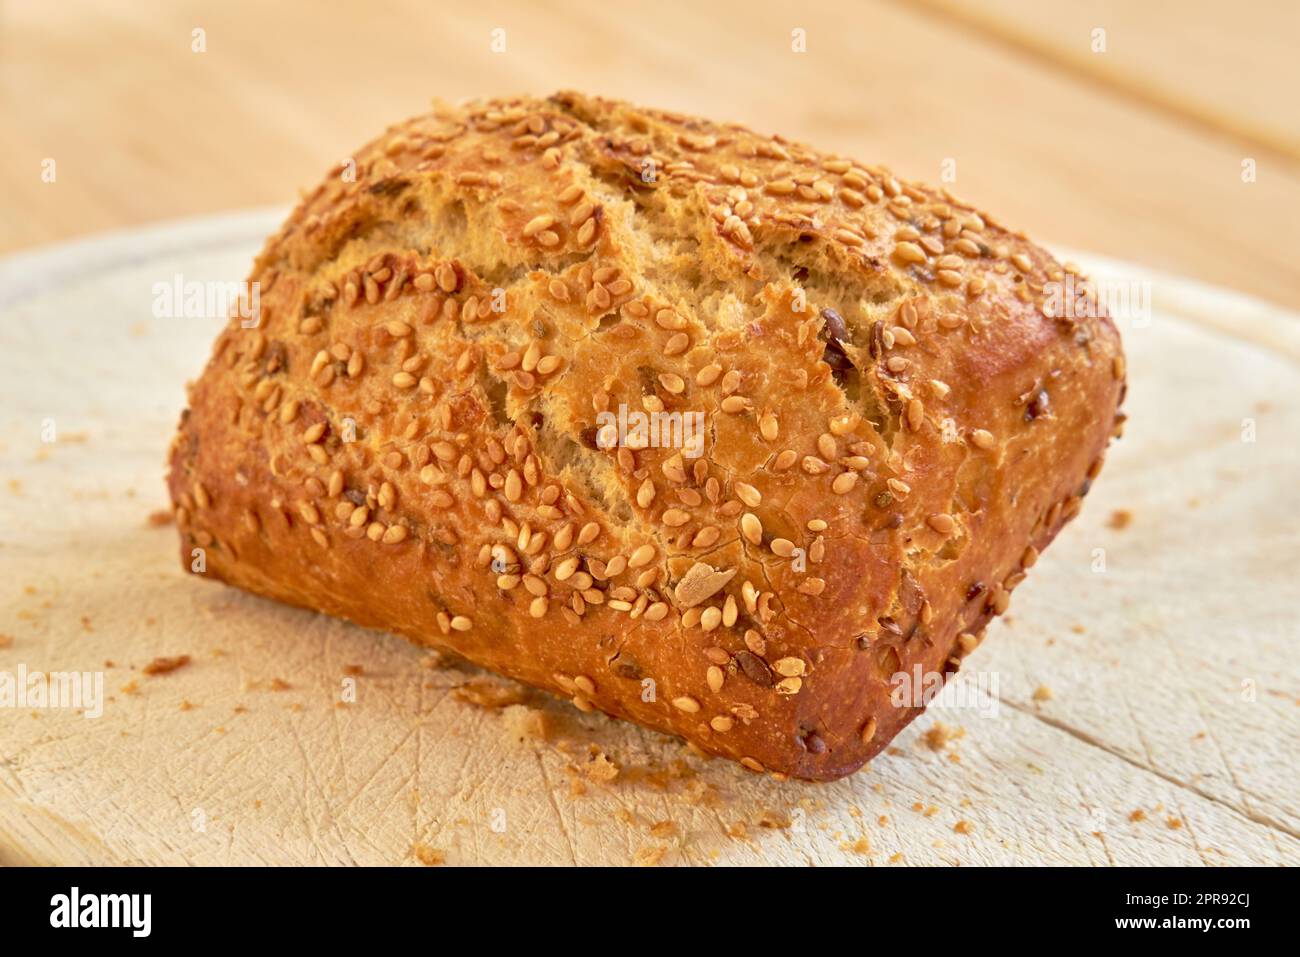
[1,213,1296,866]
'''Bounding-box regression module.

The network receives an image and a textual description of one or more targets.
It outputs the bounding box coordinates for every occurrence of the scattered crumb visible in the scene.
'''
[888,852,904,864]
[757,808,792,829]
[578,747,620,784]
[147,509,173,527]
[1032,684,1054,703]
[954,820,975,835]
[232,705,248,714]
[1107,509,1133,530]
[923,721,964,751]
[1166,816,1184,830]
[143,655,190,676]
[80,615,94,632]
[878,815,889,826]
[725,821,748,840]
[0,634,13,649]
[648,820,677,839]
[1129,809,1147,822]
[268,677,291,691]
[419,649,455,670]
[1071,624,1086,634]
[343,664,364,676]
[840,836,871,854]
[120,680,140,695]
[178,700,194,712]
[453,677,529,709]
[502,704,552,742]
[412,844,446,866]
[923,805,940,818]
[633,845,667,867]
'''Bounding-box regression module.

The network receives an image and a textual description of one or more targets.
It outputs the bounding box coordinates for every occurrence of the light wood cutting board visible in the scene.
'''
[1,213,1296,866]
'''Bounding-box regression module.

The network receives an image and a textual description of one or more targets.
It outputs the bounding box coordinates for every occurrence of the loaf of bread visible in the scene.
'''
[167,92,1125,780]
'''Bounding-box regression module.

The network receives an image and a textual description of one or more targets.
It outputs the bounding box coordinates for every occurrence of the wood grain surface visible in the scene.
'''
[3,0,1299,310]
[0,217,1296,865]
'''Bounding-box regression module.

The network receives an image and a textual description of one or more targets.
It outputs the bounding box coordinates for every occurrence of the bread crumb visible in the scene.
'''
[147,509,174,527]
[1107,509,1133,530]
[178,700,194,711]
[268,677,291,691]
[634,845,667,867]
[1166,816,1184,830]
[1032,684,1054,702]
[648,820,677,839]
[412,844,446,866]
[954,820,974,835]
[757,808,792,829]
[343,664,364,676]
[725,821,748,840]
[0,634,13,649]
[579,747,620,783]
[923,721,964,751]
[840,836,871,854]
[501,703,552,742]
[1129,809,1147,822]
[142,655,190,676]
[454,677,529,709]
[120,679,140,695]
[888,852,904,864]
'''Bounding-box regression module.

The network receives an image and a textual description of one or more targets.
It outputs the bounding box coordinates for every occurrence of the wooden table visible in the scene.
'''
[3,0,1299,309]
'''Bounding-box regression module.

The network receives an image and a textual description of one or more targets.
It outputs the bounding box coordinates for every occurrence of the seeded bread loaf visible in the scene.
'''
[167,91,1125,781]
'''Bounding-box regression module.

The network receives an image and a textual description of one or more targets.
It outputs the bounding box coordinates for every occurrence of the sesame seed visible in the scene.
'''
[771,538,795,558]
[773,657,806,677]
[659,372,686,394]
[860,717,878,743]
[696,364,722,386]
[628,544,656,568]
[927,513,956,534]
[970,429,996,450]
[450,616,472,632]
[893,241,926,263]
[906,398,924,431]
[672,696,701,713]
[831,472,858,495]
[734,482,761,507]
[522,214,555,237]
[740,512,763,545]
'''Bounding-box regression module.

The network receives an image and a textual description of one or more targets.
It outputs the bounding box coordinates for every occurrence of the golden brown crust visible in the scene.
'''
[167,91,1125,780]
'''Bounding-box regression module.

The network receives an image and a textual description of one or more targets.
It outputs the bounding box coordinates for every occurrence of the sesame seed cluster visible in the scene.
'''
[168,91,1125,780]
